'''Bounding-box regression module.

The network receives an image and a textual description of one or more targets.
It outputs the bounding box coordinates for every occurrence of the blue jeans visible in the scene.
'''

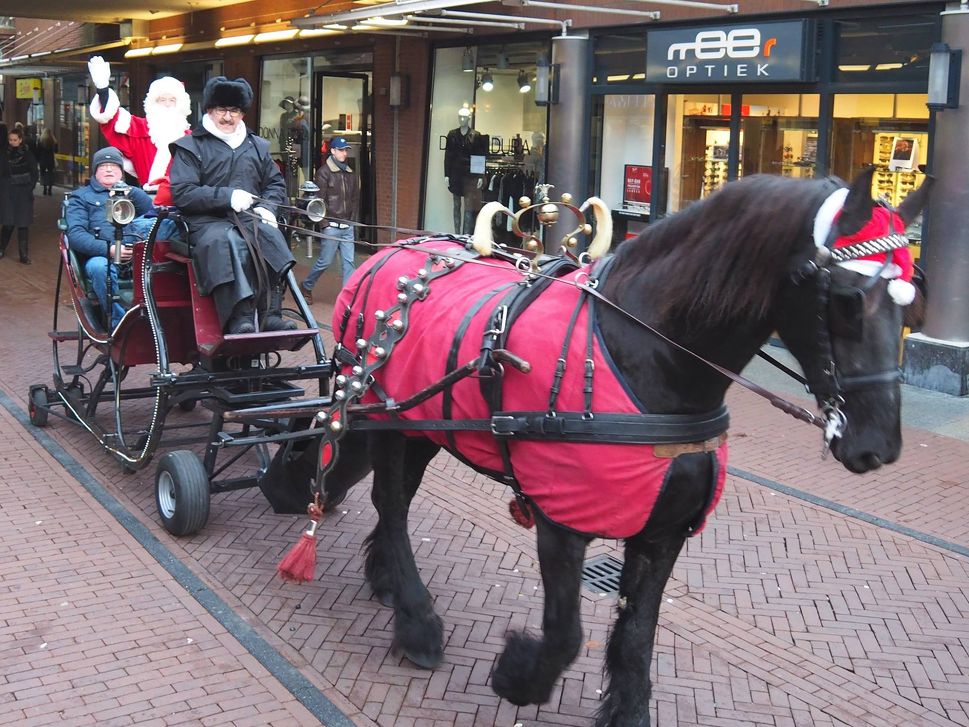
[85,256,127,328]
[302,225,356,289]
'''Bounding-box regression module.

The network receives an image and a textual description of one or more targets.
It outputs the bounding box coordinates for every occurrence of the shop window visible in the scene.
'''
[593,35,646,85]
[664,94,730,213]
[423,41,549,238]
[590,94,656,239]
[834,13,935,84]
[740,94,819,181]
[830,93,929,213]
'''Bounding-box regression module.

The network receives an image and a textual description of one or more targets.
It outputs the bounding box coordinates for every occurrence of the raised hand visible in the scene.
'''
[88,56,111,89]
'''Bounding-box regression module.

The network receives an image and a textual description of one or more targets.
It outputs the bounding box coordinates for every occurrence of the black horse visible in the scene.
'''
[268,168,929,727]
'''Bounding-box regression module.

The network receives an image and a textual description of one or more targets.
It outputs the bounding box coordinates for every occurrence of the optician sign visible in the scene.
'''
[646,20,812,83]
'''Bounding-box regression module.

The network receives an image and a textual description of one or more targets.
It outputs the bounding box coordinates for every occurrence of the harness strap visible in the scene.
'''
[231,210,271,310]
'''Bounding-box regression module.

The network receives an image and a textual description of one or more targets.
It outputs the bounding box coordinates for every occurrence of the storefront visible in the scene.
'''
[422,38,551,236]
[588,4,941,240]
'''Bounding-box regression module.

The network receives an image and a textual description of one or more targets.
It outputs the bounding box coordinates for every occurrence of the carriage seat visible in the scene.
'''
[58,199,134,309]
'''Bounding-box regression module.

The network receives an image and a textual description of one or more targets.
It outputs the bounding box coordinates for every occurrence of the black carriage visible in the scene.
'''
[28,194,331,536]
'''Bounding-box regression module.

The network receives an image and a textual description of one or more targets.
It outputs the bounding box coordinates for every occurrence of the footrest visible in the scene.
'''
[199,328,321,358]
[49,330,81,342]
[60,365,87,376]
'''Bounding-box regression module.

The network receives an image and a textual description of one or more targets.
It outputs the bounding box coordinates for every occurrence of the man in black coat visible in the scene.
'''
[169,76,296,334]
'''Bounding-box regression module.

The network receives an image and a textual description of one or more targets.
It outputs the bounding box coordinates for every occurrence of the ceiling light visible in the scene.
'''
[124,47,153,58]
[367,16,408,26]
[517,69,531,94]
[215,34,254,48]
[298,28,340,38]
[462,47,474,72]
[480,70,493,92]
[253,29,299,43]
[324,24,348,30]
[837,64,870,72]
[152,42,183,55]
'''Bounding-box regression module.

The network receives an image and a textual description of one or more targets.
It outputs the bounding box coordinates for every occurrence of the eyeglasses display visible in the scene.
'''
[870,131,927,207]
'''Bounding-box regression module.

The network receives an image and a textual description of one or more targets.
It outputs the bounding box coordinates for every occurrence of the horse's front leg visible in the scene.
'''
[595,534,685,727]
[364,431,444,668]
[492,514,591,706]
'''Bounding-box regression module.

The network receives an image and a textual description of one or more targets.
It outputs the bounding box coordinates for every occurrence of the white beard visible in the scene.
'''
[145,104,190,149]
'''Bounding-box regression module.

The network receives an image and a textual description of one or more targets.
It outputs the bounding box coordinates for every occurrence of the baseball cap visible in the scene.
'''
[330,136,351,150]
[92,146,125,171]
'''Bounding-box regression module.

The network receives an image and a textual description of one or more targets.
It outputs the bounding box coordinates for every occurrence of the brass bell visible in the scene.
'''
[561,192,573,205]
[525,239,540,252]
[330,420,343,432]
[518,196,532,209]
[567,236,578,248]
[582,223,593,236]
[537,203,559,225]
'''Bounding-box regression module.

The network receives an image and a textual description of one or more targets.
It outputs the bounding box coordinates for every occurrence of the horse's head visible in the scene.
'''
[773,168,931,473]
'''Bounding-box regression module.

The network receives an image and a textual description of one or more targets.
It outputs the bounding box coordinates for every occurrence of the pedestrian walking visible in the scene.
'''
[37,128,57,196]
[0,126,39,264]
[300,136,359,304]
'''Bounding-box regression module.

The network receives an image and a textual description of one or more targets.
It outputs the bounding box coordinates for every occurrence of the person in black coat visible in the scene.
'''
[169,76,296,334]
[36,129,58,195]
[0,126,40,264]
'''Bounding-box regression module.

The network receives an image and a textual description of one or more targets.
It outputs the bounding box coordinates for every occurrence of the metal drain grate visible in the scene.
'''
[581,554,624,595]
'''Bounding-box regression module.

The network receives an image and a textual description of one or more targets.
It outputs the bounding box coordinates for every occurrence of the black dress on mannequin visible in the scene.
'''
[444,116,488,234]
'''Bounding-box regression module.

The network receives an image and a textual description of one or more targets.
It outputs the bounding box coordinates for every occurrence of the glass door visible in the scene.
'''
[740,94,820,181]
[313,72,373,235]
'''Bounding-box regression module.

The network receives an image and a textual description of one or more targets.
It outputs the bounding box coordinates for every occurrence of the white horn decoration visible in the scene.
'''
[580,197,613,260]
[472,201,514,256]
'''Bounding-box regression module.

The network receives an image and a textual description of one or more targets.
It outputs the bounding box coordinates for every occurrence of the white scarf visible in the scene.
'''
[202,113,248,149]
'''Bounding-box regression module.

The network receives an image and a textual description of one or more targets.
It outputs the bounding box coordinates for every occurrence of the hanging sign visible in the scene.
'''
[646,20,812,83]
[16,78,41,99]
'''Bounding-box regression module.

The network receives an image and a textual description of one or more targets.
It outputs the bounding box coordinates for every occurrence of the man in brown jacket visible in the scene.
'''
[300,136,359,303]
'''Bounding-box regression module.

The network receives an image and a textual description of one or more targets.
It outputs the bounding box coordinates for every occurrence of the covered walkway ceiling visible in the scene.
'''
[9,1,254,24]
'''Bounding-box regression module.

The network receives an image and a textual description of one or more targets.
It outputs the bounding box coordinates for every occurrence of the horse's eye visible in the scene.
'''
[829,286,865,341]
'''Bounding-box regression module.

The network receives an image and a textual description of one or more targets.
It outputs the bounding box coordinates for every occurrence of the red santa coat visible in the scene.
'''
[90,89,183,206]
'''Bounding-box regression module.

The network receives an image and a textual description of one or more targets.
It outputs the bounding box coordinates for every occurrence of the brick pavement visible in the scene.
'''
[1,190,969,726]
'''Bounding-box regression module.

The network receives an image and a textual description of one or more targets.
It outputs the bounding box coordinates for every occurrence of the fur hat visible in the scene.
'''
[202,76,253,112]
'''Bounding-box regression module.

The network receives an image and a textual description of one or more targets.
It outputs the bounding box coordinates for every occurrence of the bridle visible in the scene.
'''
[763,182,913,450]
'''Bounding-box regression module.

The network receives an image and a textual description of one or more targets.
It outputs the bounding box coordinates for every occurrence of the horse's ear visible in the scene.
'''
[896,176,933,227]
[837,166,878,236]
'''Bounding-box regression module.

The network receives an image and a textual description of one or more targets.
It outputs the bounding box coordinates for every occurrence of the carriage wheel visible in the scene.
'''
[28,386,49,427]
[155,450,210,536]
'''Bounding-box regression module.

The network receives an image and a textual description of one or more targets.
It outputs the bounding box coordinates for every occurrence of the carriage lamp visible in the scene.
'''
[927,42,962,111]
[296,181,327,223]
[106,181,136,227]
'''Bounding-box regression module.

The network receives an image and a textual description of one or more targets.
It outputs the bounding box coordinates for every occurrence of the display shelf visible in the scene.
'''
[871,131,927,206]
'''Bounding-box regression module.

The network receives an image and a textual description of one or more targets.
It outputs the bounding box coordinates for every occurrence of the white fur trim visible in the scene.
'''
[813,187,849,247]
[888,279,916,306]
[122,158,137,177]
[838,260,903,279]
[114,107,132,135]
[90,88,121,124]
[146,145,171,187]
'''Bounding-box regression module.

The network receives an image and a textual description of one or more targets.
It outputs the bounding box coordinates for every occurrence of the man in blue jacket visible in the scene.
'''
[65,146,153,328]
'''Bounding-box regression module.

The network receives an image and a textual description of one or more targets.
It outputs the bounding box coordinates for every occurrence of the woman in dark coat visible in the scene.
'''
[36,128,57,196]
[0,126,39,264]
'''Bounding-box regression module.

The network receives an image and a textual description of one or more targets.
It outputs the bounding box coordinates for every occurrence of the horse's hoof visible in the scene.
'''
[396,608,443,670]
[402,643,443,670]
[323,488,349,510]
[492,631,552,706]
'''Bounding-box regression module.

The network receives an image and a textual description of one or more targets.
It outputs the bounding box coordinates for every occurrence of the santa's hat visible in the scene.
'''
[144,76,191,119]
[814,188,917,306]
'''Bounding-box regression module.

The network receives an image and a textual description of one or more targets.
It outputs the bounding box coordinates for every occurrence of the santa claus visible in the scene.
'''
[87,56,191,206]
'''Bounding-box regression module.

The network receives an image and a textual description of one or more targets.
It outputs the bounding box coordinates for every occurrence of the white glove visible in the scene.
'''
[230,189,255,212]
[88,56,111,89]
[253,206,278,229]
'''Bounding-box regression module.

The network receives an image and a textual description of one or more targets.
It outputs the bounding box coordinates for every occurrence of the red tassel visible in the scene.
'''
[278,500,324,583]
[277,531,318,583]
[509,498,535,529]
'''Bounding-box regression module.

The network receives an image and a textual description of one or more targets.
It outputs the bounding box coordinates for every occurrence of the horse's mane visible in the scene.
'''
[608,175,831,326]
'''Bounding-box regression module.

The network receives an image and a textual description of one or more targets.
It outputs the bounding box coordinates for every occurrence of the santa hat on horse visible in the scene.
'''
[813,186,917,306]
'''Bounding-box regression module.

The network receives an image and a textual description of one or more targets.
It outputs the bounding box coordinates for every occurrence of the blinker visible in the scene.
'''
[828,286,866,341]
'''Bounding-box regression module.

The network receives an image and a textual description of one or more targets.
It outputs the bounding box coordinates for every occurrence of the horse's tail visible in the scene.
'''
[581,196,612,260]
[472,201,513,257]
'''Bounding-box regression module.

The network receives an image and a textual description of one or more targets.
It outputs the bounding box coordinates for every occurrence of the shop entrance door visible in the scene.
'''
[740,94,820,182]
[312,72,373,236]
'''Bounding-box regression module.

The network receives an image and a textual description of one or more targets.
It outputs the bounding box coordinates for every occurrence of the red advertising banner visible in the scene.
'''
[623,165,652,205]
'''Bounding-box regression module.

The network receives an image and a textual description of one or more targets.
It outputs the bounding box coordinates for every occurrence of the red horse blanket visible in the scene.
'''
[334,240,727,539]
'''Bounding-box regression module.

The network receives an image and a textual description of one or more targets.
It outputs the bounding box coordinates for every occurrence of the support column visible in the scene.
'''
[903,4,969,396]
[546,31,591,250]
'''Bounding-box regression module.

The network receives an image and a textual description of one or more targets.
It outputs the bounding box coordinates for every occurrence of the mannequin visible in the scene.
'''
[278,96,297,153]
[525,131,546,183]
[444,108,486,234]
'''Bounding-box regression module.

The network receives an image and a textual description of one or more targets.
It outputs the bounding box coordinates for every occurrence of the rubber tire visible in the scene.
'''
[28,387,48,427]
[155,450,210,536]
